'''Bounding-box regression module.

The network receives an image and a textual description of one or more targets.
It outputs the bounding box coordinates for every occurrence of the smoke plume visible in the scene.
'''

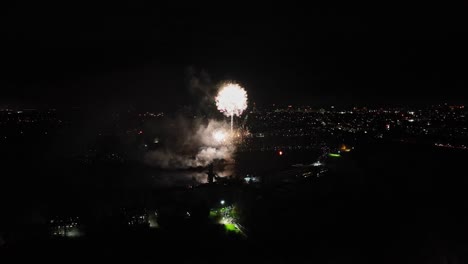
[144,118,235,169]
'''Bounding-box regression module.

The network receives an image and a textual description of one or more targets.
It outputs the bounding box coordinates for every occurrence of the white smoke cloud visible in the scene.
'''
[144,119,236,169]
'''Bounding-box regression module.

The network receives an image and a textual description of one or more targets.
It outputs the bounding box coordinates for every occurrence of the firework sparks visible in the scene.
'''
[212,129,227,143]
[215,83,248,131]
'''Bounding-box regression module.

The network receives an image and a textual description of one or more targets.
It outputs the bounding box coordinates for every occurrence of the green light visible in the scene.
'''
[224,223,239,232]
[329,153,341,157]
[209,211,217,218]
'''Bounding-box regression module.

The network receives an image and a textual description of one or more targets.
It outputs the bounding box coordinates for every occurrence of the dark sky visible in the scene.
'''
[2,2,468,109]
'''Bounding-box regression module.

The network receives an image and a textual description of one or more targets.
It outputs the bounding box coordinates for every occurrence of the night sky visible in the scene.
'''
[2,2,468,109]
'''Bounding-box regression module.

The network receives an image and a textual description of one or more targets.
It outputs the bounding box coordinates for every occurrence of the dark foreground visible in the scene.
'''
[2,141,468,263]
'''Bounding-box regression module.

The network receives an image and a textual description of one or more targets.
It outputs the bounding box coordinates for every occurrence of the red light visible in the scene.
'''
[278,150,283,156]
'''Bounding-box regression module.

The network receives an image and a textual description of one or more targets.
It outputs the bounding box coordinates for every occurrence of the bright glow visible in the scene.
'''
[224,223,238,232]
[66,228,82,238]
[149,217,159,228]
[329,153,341,157]
[212,130,227,143]
[215,83,248,117]
[340,144,351,152]
[220,200,225,205]
[279,150,283,156]
[244,176,259,183]
[312,161,323,167]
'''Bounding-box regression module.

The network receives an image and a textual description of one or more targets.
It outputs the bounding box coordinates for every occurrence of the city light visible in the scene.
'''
[224,223,238,232]
[340,144,351,152]
[312,161,323,166]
